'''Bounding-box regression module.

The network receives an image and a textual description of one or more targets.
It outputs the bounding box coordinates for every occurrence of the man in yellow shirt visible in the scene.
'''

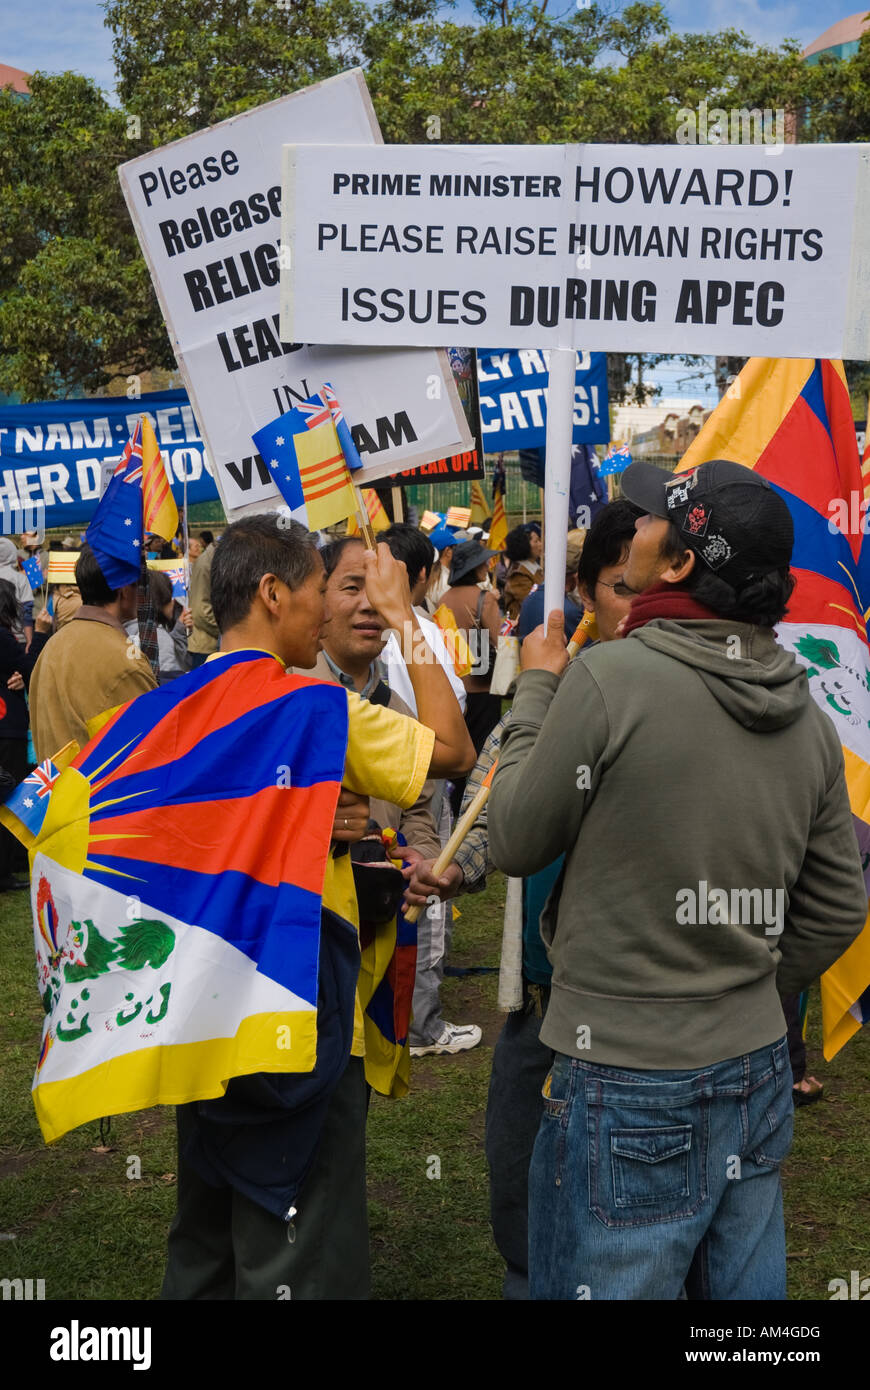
[162,513,474,1301]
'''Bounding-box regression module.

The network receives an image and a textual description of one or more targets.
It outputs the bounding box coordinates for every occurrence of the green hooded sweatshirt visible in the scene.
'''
[488,618,867,1069]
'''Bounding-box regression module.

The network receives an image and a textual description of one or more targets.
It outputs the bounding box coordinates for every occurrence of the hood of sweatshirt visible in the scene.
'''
[628,618,808,731]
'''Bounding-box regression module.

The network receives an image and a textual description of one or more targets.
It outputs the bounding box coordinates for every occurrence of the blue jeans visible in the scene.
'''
[528,1036,793,1301]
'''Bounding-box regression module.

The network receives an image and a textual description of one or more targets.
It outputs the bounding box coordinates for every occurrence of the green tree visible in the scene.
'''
[0,71,174,399]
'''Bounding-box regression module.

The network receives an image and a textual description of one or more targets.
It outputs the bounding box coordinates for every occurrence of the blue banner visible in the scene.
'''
[0,390,219,530]
[477,349,609,453]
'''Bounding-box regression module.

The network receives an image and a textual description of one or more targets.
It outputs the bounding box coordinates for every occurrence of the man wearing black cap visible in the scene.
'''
[488,459,867,1301]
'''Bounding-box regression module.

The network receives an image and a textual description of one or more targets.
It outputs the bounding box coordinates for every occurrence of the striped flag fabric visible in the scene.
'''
[470,480,489,526]
[46,552,79,585]
[346,488,390,537]
[253,384,361,531]
[85,418,178,591]
[489,455,508,553]
[680,358,870,1059]
[431,603,474,679]
[1,652,350,1142]
[140,416,179,542]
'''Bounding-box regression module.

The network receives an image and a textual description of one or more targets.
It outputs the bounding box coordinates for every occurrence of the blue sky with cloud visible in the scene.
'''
[3,0,859,97]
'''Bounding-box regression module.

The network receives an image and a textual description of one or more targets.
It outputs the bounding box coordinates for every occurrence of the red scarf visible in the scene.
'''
[621,582,720,637]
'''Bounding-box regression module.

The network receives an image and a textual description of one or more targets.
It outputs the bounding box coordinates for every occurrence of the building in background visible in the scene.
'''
[803,11,870,64]
[0,63,30,97]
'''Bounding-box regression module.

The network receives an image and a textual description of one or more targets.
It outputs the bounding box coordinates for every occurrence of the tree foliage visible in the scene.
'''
[0,0,860,401]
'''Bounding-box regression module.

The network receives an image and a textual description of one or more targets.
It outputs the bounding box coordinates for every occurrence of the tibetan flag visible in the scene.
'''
[46,552,79,585]
[253,384,360,531]
[4,652,349,1142]
[0,743,79,849]
[679,358,870,1059]
[85,423,145,588]
[141,416,179,542]
[23,555,44,591]
[489,456,508,553]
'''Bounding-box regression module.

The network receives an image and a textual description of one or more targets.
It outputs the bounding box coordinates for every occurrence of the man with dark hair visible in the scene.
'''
[489,459,867,1300]
[405,498,640,1295]
[29,544,156,762]
[163,513,474,1301]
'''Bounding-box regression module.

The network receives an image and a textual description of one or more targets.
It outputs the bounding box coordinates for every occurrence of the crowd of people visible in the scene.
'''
[1,466,863,1300]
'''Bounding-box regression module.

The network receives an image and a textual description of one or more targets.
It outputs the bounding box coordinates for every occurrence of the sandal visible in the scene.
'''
[793,1076,824,1108]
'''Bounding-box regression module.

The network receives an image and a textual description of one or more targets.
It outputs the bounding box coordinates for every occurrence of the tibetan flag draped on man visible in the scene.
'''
[253,383,362,531]
[680,358,870,1059]
[3,652,349,1142]
[86,418,178,587]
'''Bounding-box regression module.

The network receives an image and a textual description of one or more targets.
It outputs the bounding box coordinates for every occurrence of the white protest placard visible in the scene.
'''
[118,72,471,521]
[280,141,870,359]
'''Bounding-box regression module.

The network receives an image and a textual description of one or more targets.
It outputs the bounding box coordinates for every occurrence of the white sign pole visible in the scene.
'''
[543,348,575,624]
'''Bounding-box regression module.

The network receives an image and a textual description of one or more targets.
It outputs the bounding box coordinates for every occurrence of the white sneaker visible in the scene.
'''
[410,1023,483,1057]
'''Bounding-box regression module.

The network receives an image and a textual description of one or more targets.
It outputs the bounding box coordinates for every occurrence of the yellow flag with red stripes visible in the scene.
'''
[140,416,179,542]
[346,488,390,536]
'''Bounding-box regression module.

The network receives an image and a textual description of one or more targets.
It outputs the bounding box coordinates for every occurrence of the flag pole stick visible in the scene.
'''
[391,486,404,522]
[543,348,575,621]
[352,484,377,550]
[404,761,497,924]
[566,610,598,658]
[182,455,190,597]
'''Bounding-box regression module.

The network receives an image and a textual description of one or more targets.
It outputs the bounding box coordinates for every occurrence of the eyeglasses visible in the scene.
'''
[596,578,635,597]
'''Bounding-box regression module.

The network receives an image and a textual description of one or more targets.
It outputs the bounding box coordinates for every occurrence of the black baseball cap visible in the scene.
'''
[620,459,794,586]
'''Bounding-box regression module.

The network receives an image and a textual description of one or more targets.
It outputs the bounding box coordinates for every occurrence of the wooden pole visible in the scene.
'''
[391,486,404,523]
[352,485,377,550]
[404,762,497,924]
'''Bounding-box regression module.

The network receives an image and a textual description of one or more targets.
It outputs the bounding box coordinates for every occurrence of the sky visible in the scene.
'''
[2,0,858,98]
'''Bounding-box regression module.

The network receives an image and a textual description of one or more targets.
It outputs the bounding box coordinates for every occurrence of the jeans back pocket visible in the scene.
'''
[611,1125,693,1208]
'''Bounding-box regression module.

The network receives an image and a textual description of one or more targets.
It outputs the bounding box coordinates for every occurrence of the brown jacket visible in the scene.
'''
[30,606,157,762]
[188,542,219,655]
[299,651,441,857]
[503,560,543,622]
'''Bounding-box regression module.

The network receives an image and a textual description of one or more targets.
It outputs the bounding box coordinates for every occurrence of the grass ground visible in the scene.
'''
[1,874,867,1301]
